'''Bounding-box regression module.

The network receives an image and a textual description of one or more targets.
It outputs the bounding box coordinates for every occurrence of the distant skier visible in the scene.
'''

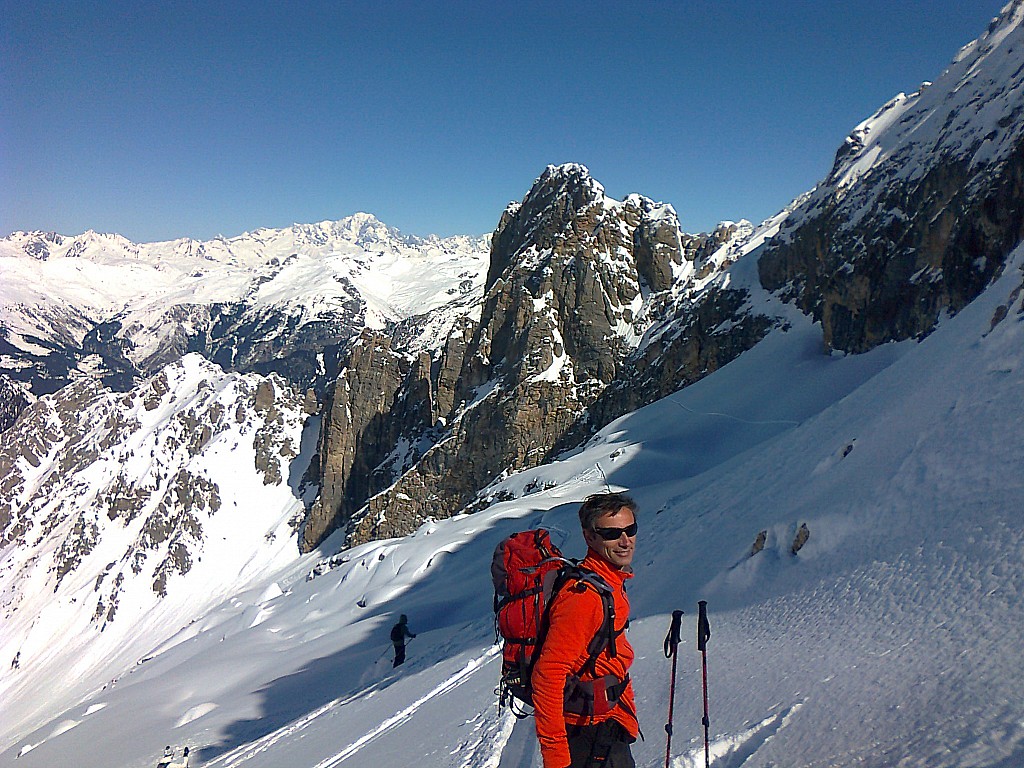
[156,746,189,768]
[390,614,416,667]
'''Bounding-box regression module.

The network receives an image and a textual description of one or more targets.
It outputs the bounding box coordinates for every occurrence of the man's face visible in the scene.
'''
[583,505,637,569]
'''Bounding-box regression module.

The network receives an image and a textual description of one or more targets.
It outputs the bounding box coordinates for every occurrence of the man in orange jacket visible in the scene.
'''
[532,492,640,768]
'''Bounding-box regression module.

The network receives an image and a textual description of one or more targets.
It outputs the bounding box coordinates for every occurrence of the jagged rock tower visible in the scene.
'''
[303,164,731,549]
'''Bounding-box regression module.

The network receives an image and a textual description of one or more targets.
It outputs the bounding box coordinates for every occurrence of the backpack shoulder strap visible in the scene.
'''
[558,565,619,675]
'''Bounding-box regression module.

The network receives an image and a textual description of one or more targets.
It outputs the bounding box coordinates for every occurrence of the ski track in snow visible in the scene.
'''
[672,701,803,768]
[667,397,801,427]
[310,646,501,768]
[451,708,517,768]
[201,685,386,768]
[201,645,501,768]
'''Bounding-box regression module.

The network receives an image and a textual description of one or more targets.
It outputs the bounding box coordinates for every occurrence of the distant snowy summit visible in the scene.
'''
[1,212,485,265]
[0,214,492,396]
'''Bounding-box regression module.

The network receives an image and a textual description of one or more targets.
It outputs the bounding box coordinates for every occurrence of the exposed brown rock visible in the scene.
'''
[304,165,756,550]
[751,530,768,557]
[759,138,1024,353]
[791,523,810,555]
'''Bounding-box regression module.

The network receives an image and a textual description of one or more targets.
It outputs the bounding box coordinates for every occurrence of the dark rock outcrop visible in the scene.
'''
[791,523,810,555]
[759,142,1024,352]
[301,332,436,550]
[0,374,33,433]
[751,530,768,557]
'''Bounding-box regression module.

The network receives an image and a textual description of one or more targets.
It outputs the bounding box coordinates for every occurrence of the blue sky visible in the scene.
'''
[0,1,1005,242]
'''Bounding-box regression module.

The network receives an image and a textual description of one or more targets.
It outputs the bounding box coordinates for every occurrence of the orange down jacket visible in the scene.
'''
[531,551,638,768]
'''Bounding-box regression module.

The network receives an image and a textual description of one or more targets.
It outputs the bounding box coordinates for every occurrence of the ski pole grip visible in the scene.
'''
[663,609,684,657]
[697,600,710,651]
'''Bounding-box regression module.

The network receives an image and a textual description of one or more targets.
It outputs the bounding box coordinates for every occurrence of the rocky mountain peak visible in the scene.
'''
[302,165,758,550]
[487,163,607,288]
[759,1,1024,352]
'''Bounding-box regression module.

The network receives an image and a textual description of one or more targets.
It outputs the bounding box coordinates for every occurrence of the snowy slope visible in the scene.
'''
[0,355,320,744]
[2,238,1020,767]
[4,5,1024,765]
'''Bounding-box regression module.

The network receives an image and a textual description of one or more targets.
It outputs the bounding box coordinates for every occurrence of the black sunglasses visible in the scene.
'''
[591,522,638,540]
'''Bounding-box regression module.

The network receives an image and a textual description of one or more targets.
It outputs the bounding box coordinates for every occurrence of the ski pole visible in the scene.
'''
[662,609,684,768]
[697,600,712,768]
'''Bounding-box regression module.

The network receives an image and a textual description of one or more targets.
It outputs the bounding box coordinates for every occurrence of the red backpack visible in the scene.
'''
[491,529,621,715]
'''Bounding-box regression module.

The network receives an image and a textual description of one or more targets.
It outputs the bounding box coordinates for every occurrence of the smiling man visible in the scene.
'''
[531,492,640,768]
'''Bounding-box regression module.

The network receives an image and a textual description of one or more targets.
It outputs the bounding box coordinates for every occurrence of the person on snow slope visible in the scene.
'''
[532,492,640,768]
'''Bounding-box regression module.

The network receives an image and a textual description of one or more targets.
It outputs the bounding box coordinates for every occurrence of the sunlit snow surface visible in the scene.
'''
[2,235,1021,767]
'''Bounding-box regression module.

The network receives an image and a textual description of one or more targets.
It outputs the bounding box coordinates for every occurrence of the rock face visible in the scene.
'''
[306,6,1024,551]
[0,375,33,433]
[558,282,775,451]
[304,165,761,550]
[302,332,436,550]
[759,3,1024,352]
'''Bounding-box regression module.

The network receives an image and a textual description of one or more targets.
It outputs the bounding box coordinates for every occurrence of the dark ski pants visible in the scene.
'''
[566,720,635,768]
[393,643,406,667]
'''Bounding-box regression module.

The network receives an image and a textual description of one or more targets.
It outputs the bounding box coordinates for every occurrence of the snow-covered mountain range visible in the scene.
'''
[2,2,1024,767]
[0,214,490,395]
[0,356,319,735]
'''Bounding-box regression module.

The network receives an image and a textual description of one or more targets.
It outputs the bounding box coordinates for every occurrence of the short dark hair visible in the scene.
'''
[578,492,638,530]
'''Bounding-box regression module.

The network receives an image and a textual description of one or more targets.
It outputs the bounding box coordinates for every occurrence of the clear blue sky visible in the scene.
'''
[0,1,1005,242]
